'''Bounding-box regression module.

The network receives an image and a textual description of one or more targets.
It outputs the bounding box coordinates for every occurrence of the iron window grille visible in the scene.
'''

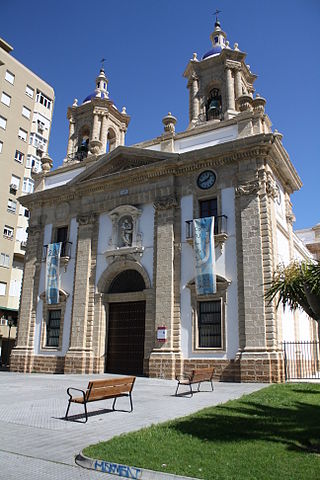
[198,300,222,348]
[186,215,227,239]
[46,309,61,347]
[42,241,72,260]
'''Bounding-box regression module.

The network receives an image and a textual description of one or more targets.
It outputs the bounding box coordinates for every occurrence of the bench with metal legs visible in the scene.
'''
[175,368,214,397]
[65,376,136,422]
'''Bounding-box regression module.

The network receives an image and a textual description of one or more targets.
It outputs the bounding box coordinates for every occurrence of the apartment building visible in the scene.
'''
[0,37,54,365]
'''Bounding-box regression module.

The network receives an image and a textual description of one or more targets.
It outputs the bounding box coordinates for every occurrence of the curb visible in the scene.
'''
[75,451,200,480]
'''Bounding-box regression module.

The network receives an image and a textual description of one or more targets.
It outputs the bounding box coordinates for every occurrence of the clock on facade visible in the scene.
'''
[197,170,216,189]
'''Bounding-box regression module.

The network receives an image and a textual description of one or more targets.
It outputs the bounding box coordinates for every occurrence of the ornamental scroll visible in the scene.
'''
[193,217,216,295]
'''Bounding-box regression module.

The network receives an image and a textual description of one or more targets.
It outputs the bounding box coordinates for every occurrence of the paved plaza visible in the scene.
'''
[0,372,266,479]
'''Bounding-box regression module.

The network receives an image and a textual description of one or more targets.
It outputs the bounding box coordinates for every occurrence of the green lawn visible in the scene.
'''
[83,383,320,480]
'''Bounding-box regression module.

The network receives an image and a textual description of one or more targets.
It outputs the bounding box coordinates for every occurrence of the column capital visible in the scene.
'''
[235,180,260,197]
[77,213,98,225]
[154,195,178,211]
[225,59,241,70]
[27,224,42,236]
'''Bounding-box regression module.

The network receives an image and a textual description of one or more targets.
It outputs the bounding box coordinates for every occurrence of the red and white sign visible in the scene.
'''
[157,326,167,342]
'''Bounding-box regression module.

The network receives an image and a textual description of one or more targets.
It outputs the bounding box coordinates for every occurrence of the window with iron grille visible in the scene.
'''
[198,300,222,348]
[46,309,61,347]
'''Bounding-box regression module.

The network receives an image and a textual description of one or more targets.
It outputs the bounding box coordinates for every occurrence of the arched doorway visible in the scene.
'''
[106,270,146,375]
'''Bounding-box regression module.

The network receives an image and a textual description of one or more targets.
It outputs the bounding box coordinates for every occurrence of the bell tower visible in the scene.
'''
[65,68,130,163]
[184,17,258,128]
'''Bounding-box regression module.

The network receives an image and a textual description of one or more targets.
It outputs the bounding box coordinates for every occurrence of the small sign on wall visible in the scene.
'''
[157,326,167,342]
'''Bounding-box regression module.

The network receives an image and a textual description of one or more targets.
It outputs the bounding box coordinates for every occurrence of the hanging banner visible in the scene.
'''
[193,217,216,295]
[46,242,62,305]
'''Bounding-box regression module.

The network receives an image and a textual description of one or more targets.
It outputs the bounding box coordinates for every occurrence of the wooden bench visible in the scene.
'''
[65,376,136,422]
[175,368,214,397]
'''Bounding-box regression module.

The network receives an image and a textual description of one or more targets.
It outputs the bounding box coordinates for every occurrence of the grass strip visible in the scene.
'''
[83,383,320,480]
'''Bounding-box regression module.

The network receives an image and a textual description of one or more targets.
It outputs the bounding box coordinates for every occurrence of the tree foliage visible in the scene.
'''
[265,261,320,323]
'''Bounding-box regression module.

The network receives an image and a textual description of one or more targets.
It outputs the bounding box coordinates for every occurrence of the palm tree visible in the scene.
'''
[265,261,320,323]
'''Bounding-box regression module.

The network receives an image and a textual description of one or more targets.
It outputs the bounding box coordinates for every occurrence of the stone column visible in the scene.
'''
[191,74,200,122]
[234,68,242,99]
[91,111,100,141]
[10,225,44,372]
[119,124,127,146]
[64,213,97,373]
[149,195,181,379]
[66,118,75,157]
[100,114,108,152]
[225,67,235,111]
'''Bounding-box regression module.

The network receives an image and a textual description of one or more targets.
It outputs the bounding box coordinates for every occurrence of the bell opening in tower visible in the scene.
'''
[206,88,222,121]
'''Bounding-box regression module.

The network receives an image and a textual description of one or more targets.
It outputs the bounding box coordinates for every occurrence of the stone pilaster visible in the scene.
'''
[92,293,105,373]
[64,213,98,373]
[10,225,44,372]
[149,194,181,379]
[235,173,284,382]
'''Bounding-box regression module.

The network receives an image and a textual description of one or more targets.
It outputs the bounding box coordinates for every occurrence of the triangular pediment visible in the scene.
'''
[68,146,178,186]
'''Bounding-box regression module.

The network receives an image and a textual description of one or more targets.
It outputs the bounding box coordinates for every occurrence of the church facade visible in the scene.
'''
[10,20,317,382]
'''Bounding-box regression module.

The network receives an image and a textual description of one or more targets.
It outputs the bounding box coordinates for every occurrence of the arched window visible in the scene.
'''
[206,88,222,121]
[77,125,90,160]
[108,270,145,293]
[106,128,117,152]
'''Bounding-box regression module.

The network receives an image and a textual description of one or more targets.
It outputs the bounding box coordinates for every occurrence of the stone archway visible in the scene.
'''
[97,261,153,376]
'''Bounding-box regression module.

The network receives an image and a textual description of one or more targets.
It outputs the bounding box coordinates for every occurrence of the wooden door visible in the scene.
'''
[106,301,145,375]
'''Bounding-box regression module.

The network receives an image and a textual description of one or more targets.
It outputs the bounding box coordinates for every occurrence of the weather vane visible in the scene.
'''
[214,9,221,23]
[100,58,106,70]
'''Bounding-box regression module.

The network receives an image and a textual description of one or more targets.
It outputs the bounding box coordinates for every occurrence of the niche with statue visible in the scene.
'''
[105,205,143,261]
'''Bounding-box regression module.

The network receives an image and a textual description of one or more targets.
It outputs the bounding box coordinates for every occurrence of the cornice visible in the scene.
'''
[20,133,301,209]
[267,136,302,193]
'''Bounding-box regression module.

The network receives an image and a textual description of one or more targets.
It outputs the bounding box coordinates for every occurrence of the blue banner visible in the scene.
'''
[193,217,216,295]
[46,243,61,305]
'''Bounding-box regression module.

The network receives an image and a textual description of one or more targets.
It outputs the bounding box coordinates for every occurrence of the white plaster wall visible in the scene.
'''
[34,218,77,356]
[45,167,85,189]
[277,228,314,342]
[274,179,287,230]
[175,125,238,153]
[95,204,154,290]
[35,223,52,355]
[180,188,238,360]
[281,306,296,341]
[138,204,154,284]
[95,213,112,286]
[277,228,290,265]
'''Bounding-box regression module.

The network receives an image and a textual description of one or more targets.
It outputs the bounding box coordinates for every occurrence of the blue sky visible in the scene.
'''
[1,0,319,229]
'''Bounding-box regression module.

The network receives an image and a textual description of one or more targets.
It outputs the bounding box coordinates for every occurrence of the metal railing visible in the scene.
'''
[42,241,72,260]
[283,341,320,380]
[186,215,228,240]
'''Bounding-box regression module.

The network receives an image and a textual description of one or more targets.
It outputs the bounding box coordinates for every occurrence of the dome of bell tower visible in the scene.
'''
[83,67,109,103]
[202,19,228,60]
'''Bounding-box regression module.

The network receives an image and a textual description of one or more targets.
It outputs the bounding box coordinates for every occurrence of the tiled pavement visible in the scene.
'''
[0,372,266,479]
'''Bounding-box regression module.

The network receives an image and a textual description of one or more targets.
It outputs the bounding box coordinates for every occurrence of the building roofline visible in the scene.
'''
[0,39,54,95]
[0,37,13,54]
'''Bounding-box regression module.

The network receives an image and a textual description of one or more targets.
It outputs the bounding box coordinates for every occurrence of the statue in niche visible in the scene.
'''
[119,216,133,247]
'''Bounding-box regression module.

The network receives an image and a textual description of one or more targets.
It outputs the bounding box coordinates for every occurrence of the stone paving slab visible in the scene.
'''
[0,372,267,479]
